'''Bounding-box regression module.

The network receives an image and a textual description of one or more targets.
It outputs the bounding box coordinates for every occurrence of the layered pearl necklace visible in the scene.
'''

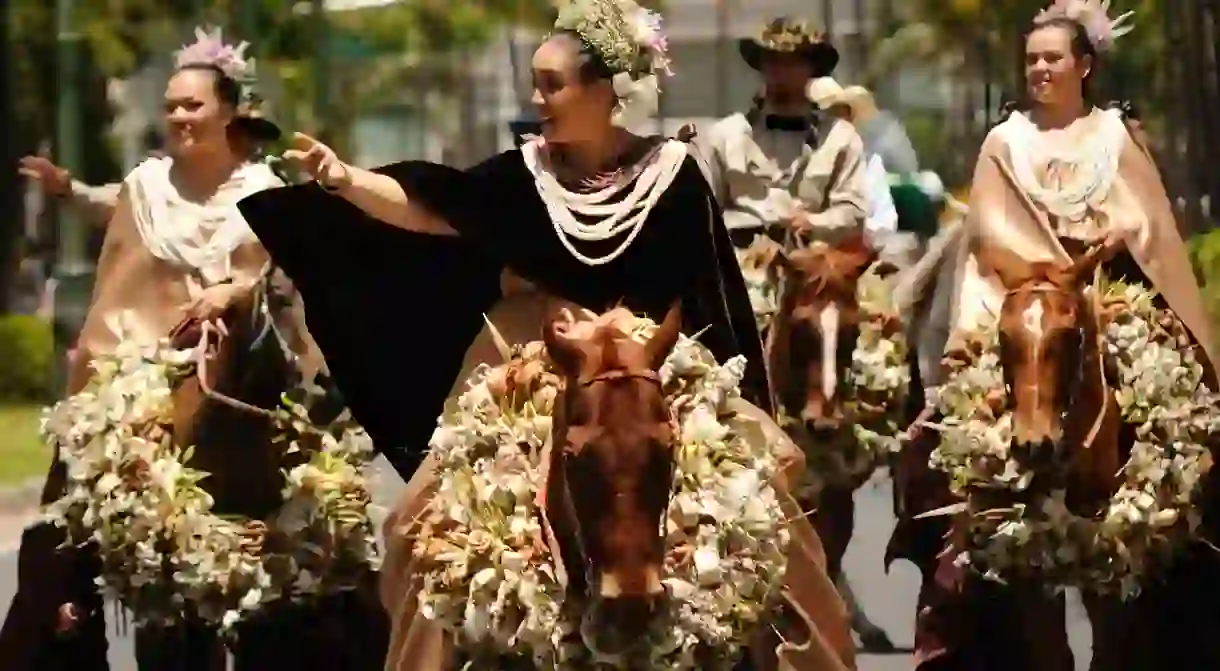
[521,138,688,266]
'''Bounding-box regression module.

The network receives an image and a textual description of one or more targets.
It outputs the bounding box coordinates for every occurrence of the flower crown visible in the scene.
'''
[753,17,828,51]
[174,26,257,84]
[553,0,672,78]
[1033,0,1134,52]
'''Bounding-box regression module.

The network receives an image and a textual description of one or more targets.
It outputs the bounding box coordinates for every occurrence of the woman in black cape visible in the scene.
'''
[238,10,857,670]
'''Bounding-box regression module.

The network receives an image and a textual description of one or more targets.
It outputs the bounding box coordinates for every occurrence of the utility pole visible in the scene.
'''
[715,0,730,116]
[853,0,866,80]
[0,4,13,313]
[312,0,332,145]
[507,7,541,146]
[55,0,85,273]
[52,0,94,393]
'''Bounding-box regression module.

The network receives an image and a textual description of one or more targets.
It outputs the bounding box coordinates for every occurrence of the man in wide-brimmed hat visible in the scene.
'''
[697,17,899,654]
[700,17,867,245]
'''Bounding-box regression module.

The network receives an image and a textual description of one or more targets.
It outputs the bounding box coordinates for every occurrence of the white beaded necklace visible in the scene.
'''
[521,139,687,266]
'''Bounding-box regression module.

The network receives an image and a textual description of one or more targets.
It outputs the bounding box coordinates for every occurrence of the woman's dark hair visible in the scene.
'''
[554,30,616,83]
[174,62,242,109]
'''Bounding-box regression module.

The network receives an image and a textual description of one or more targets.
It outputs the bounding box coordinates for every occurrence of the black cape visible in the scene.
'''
[237,147,768,477]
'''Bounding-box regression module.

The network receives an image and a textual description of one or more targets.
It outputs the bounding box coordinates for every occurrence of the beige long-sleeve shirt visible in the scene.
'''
[66,179,122,225]
[699,112,869,241]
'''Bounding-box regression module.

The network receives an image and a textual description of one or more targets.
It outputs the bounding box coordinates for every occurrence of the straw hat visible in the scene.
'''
[739,17,839,74]
[805,77,877,118]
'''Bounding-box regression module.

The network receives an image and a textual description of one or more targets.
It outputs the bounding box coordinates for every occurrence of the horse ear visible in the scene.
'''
[644,302,683,370]
[543,316,582,374]
[983,246,1034,291]
[772,247,793,271]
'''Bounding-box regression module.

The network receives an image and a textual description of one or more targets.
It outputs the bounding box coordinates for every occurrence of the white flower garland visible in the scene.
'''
[930,281,1218,597]
[42,313,379,630]
[415,317,789,669]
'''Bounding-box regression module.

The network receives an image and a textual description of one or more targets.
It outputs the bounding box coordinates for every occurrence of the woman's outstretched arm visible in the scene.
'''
[284,132,457,236]
[330,166,456,236]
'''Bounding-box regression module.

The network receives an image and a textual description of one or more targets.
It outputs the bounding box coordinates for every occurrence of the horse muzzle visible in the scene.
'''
[581,568,666,656]
[1011,435,1071,476]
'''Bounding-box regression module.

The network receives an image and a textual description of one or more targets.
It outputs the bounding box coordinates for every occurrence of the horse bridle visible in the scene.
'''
[188,269,306,422]
[556,366,667,597]
[1001,283,1091,436]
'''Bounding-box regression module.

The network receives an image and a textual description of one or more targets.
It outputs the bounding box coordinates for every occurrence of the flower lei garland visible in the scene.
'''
[929,281,1218,597]
[414,317,790,669]
[734,242,779,333]
[42,314,379,630]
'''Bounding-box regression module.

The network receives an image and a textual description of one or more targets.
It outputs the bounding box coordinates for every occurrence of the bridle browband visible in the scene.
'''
[576,368,662,388]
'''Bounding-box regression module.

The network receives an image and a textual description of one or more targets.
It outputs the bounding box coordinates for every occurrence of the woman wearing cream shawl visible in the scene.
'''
[0,29,357,671]
[894,3,1220,669]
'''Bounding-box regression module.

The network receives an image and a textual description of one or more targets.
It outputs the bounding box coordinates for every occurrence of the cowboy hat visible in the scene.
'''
[739,17,839,74]
[805,77,877,117]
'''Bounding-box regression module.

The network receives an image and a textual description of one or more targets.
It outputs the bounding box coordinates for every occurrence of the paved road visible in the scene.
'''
[0,460,1091,670]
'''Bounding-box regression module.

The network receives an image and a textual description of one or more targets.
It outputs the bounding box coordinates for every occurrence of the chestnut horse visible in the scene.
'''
[766,232,898,649]
[542,304,682,658]
[909,240,1126,670]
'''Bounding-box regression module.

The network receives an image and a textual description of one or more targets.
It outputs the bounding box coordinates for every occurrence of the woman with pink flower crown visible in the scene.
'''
[239,1,857,669]
[0,28,387,671]
[892,2,1220,669]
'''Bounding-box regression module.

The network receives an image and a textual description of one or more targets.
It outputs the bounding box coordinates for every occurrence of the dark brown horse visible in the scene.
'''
[766,232,898,650]
[136,270,384,670]
[542,305,681,658]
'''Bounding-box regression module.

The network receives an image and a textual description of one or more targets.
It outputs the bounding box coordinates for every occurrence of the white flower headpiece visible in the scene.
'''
[553,0,673,127]
[1034,0,1134,52]
[174,26,256,84]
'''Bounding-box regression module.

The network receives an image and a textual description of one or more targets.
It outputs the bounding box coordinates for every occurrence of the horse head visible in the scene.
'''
[989,239,1123,477]
[167,270,329,516]
[772,232,878,431]
[543,304,681,656]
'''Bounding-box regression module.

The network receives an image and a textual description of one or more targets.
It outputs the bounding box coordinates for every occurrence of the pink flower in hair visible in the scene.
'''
[174,26,253,81]
[1035,0,1134,51]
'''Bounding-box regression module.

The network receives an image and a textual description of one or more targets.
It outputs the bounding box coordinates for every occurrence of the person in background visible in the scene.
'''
[700,17,868,251]
[16,129,164,227]
[850,86,920,177]
[698,17,896,654]
[805,76,906,263]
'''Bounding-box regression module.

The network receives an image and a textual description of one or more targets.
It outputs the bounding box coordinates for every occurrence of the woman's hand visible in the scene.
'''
[18,155,73,196]
[180,282,245,323]
[282,132,351,190]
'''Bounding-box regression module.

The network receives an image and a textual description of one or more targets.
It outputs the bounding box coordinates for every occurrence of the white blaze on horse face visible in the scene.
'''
[596,565,663,599]
[1019,297,1045,413]
[819,304,840,401]
[1022,298,1045,343]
